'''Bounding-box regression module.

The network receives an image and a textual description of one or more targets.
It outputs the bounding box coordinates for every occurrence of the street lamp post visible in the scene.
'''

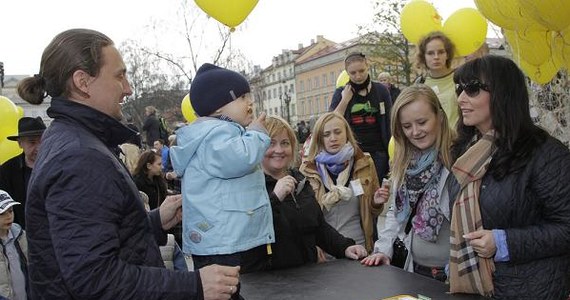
[280,84,291,124]
[279,80,292,124]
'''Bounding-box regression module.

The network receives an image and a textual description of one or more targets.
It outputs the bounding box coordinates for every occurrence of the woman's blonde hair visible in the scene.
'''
[390,84,454,187]
[265,115,298,166]
[307,112,359,161]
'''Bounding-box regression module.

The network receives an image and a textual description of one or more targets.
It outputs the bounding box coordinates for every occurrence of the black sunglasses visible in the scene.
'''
[455,80,489,97]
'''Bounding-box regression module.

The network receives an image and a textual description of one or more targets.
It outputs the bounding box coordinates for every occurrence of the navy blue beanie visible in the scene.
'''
[190,63,251,117]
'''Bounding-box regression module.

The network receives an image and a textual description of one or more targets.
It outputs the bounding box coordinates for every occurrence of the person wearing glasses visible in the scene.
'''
[447,55,570,298]
[361,85,455,283]
[241,115,367,272]
[415,31,459,128]
[330,52,392,183]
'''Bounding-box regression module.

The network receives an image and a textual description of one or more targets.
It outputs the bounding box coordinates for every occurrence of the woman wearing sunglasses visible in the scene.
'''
[361,85,454,283]
[240,116,367,272]
[415,31,459,128]
[448,55,570,298]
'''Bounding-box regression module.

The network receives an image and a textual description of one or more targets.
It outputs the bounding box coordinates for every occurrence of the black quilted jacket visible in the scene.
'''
[26,98,203,300]
[449,137,570,299]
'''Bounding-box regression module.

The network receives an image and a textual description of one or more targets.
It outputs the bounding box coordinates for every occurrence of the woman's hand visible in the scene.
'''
[165,171,177,181]
[373,185,390,206]
[360,252,390,266]
[273,175,298,201]
[316,246,328,263]
[464,230,496,258]
[345,245,368,260]
[340,84,354,103]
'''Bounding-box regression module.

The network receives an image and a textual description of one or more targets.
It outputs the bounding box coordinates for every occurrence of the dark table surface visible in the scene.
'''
[241,259,486,300]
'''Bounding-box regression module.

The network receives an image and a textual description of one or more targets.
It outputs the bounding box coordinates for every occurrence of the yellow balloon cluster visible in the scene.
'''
[181,94,198,124]
[475,0,570,84]
[0,96,23,164]
[400,1,487,57]
[194,0,259,32]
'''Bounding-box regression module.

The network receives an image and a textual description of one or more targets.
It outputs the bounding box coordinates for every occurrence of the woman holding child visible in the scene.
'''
[241,115,367,272]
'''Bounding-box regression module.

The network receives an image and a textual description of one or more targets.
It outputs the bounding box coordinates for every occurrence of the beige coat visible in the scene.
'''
[300,149,383,253]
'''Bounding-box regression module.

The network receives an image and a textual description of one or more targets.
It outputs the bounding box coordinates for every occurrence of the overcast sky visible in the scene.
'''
[1,0,480,75]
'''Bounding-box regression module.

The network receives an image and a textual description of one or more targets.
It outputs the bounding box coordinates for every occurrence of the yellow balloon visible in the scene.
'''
[504,29,552,66]
[0,138,23,165]
[181,94,198,124]
[519,0,570,31]
[474,0,544,31]
[16,106,24,118]
[443,8,488,57]
[400,0,443,44]
[552,28,570,70]
[195,0,259,30]
[0,96,19,141]
[517,56,561,85]
[388,137,395,161]
[336,70,349,88]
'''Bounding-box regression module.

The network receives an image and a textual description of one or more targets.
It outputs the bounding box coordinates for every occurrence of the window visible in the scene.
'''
[314,76,319,88]
[278,86,282,96]
[308,99,313,115]
[290,84,294,94]
[322,74,327,87]
[330,72,335,85]
[300,80,305,92]
[307,78,312,91]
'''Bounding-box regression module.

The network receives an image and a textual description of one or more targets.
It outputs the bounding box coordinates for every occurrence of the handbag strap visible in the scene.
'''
[403,192,422,235]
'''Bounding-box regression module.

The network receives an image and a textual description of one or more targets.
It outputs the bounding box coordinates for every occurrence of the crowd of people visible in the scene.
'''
[0,27,568,300]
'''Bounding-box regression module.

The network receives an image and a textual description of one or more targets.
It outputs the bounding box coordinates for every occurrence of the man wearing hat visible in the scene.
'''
[0,189,28,300]
[0,117,46,228]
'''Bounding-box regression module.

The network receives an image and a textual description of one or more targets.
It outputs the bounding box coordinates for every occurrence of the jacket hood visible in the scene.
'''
[170,117,243,177]
[47,97,137,147]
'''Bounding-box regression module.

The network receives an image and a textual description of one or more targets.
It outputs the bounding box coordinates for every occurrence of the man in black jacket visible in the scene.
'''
[0,117,45,228]
[16,28,239,300]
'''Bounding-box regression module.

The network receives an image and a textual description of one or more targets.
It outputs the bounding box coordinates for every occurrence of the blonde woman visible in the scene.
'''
[300,112,384,254]
[361,85,454,283]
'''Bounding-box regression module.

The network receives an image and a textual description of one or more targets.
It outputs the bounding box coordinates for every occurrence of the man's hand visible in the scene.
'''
[464,230,496,258]
[199,265,240,300]
[159,194,182,230]
[360,253,390,266]
[345,245,367,260]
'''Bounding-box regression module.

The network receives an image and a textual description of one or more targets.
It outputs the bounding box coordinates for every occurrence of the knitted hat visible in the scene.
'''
[190,63,250,117]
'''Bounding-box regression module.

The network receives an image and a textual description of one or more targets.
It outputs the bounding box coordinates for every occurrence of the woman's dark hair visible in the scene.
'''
[133,150,161,177]
[17,28,113,104]
[452,55,548,179]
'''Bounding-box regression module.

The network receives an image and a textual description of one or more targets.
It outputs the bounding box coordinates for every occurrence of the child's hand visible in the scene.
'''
[249,112,266,132]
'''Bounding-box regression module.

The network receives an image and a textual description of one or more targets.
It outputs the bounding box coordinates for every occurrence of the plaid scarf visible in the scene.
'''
[449,130,496,297]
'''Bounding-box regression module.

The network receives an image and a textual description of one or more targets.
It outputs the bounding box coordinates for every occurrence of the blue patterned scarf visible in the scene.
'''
[395,148,444,242]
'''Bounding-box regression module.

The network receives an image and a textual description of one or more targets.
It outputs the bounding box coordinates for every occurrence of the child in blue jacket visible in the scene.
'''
[170,63,274,299]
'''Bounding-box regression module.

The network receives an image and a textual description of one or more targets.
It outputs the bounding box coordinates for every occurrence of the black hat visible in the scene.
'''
[7,117,46,141]
[190,63,250,117]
